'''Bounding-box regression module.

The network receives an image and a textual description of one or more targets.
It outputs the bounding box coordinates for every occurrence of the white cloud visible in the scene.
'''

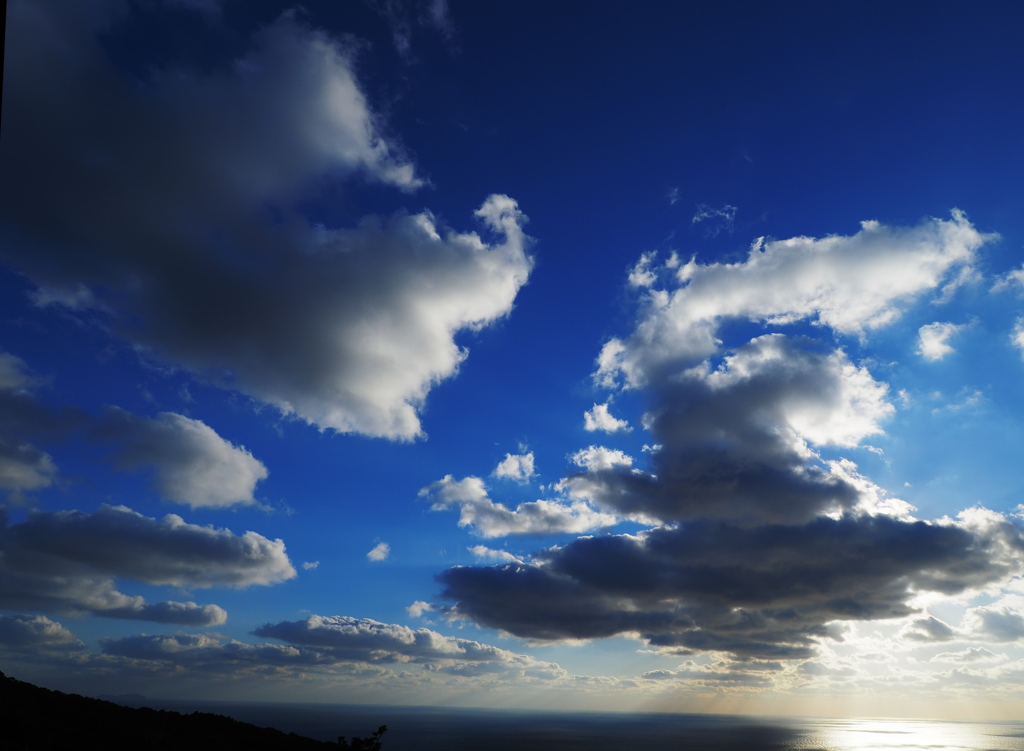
[583,403,630,433]
[962,603,1024,642]
[628,251,659,288]
[917,321,963,361]
[421,475,617,537]
[569,446,634,471]
[991,264,1024,294]
[0,4,532,440]
[931,647,1001,663]
[597,211,993,388]
[367,542,391,562]
[691,203,737,236]
[701,335,893,449]
[493,451,536,482]
[406,601,434,618]
[303,561,320,571]
[1012,317,1024,358]
[468,545,522,563]
[100,410,268,508]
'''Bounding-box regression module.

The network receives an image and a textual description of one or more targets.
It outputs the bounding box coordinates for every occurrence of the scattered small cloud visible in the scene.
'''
[583,403,630,433]
[628,251,659,288]
[422,475,617,537]
[493,451,536,483]
[407,601,434,618]
[367,542,391,562]
[931,647,1001,663]
[991,264,1024,294]
[917,322,963,361]
[932,388,984,414]
[900,615,958,643]
[302,561,320,571]
[691,203,737,237]
[468,545,521,563]
[1012,318,1024,358]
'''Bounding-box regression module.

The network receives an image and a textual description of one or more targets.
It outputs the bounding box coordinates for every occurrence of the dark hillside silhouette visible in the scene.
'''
[0,670,384,750]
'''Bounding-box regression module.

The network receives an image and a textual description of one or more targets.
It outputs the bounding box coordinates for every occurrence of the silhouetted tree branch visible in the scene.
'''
[338,724,387,750]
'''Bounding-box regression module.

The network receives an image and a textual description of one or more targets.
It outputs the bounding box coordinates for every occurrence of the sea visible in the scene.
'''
[112,699,1024,750]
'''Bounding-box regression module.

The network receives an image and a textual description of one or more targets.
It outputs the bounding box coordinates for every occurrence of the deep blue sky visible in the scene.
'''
[2,0,1024,719]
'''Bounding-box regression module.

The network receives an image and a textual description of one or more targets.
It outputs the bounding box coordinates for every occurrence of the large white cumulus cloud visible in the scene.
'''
[597,211,992,387]
[0,1,532,439]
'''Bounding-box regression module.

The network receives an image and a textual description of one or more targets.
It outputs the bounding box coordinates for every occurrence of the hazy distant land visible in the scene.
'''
[0,670,377,749]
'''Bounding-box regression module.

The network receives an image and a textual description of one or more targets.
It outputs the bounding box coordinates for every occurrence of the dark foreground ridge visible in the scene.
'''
[0,670,385,750]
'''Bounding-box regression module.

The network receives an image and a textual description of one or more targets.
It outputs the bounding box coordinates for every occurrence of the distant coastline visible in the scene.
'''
[7,669,1024,750]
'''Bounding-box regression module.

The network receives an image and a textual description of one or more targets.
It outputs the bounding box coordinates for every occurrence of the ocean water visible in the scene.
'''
[124,700,1024,750]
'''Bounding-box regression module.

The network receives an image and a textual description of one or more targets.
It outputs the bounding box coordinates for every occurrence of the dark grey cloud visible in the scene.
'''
[0,349,269,508]
[0,1,531,440]
[95,409,268,508]
[7,504,294,587]
[964,605,1024,642]
[0,504,294,625]
[0,352,73,501]
[0,441,58,502]
[901,615,957,643]
[0,614,84,651]
[438,514,1024,660]
[563,336,889,525]
[430,216,1007,663]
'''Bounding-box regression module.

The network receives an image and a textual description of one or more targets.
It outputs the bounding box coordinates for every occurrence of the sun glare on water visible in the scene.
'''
[791,718,1024,751]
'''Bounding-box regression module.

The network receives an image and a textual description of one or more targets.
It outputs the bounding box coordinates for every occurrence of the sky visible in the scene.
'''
[2,0,1024,722]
